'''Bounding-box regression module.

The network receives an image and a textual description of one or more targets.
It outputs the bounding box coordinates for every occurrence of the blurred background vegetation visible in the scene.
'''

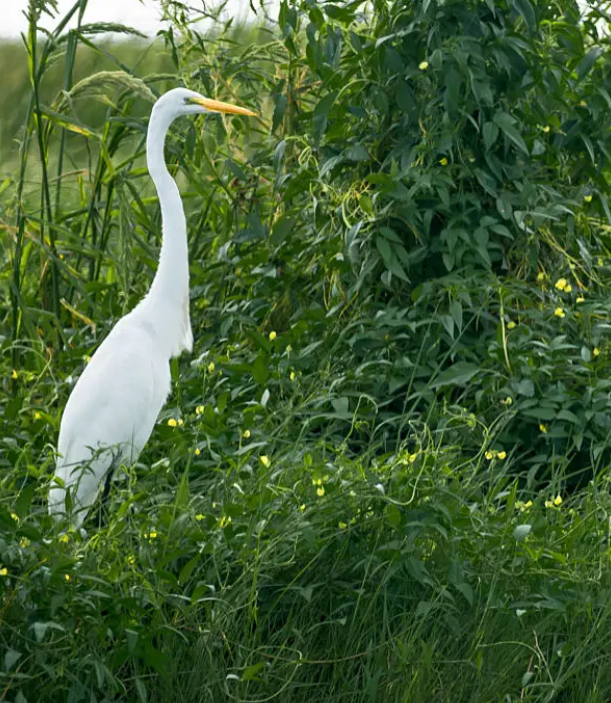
[2,0,611,701]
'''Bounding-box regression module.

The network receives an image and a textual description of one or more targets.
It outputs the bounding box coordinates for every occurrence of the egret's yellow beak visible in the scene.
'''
[188,96,257,117]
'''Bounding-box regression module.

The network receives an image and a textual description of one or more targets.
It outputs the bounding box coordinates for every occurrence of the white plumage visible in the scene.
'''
[49,88,255,527]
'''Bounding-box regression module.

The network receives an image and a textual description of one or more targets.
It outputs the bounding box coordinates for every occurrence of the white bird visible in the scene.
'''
[49,87,256,528]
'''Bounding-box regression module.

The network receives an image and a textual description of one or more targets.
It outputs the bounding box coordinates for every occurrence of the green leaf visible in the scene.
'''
[483,122,499,150]
[493,112,529,155]
[431,362,480,388]
[252,354,270,384]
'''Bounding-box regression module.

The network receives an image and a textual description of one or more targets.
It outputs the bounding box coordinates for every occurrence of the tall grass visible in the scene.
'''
[2,1,611,702]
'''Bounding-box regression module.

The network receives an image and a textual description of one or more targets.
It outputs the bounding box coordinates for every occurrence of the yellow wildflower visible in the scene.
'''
[260,455,271,468]
[0,568,7,577]
[59,534,69,544]
[501,397,513,406]
[516,500,533,512]
[20,537,30,549]
[564,284,572,293]
[11,369,18,380]
[126,555,136,565]
[290,371,296,381]
[207,362,215,374]
[584,194,593,203]
[167,418,177,427]
[594,348,601,357]
[243,429,251,439]
[219,515,231,528]
[439,157,448,166]
[317,486,325,497]
[485,451,494,460]
[269,331,277,341]
[553,494,563,506]
[299,503,306,511]
[542,125,551,133]
[339,521,347,529]
[507,321,516,330]
[408,453,418,463]
[419,61,429,70]
[177,418,184,426]
[195,514,204,522]
[10,513,19,523]
[554,307,565,318]
[195,405,204,415]
[149,531,157,539]
[555,278,567,291]
[536,272,545,283]
[194,448,201,456]
[576,296,585,303]
[34,411,41,420]
[545,499,553,508]
[65,574,71,581]
[539,424,548,434]
[497,451,507,460]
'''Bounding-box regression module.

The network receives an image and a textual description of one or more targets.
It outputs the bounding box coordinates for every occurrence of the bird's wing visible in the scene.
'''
[51,319,171,522]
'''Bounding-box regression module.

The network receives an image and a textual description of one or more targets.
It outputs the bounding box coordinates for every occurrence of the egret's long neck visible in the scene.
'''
[138,107,193,356]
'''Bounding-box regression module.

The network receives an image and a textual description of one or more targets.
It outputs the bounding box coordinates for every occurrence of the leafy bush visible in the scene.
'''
[2,0,611,701]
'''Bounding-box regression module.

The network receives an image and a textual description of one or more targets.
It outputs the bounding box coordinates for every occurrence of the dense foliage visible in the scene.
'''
[2,0,611,701]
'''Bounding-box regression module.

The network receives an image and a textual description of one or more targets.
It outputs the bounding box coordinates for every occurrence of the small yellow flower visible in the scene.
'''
[576,296,585,303]
[584,194,593,203]
[167,418,177,427]
[553,494,563,506]
[289,371,296,381]
[149,531,157,539]
[497,451,507,460]
[408,453,418,463]
[126,555,136,565]
[207,362,215,374]
[260,455,271,467]
[507,321,516,330]
[243,429,251,439]
[419,61,429,70]
[554,307,565,318]
[219,515,231,528]
[536,272,545,283]
[545,499,553,508]
[539,424,548,434]
[195,405,204,415]
[439,157,448,166]
[269,331,277,341]
[11,370,18,380]
[194,448,201,456]
[485,451,494,460]
[10,512,19,523]
[34,411,41,420]
[594,347,601,357]
[317,486,325,497]
[59,534,69,544]
[339,521,347,529]
[177,418,184,427]
[0,567,7,577]
[20,537,30,549]
[542,125,551,133]
[64,574,71,581]
[516,500,533,512]
[299,503,306,511]
[555,278,567,291]
[195,514,204,522]
[501,397,513,406]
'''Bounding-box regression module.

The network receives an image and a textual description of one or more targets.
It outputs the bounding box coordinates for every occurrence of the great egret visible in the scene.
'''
[49,87,256,527]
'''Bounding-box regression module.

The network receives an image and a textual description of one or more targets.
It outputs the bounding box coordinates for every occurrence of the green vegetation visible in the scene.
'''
[2,0,611,700]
